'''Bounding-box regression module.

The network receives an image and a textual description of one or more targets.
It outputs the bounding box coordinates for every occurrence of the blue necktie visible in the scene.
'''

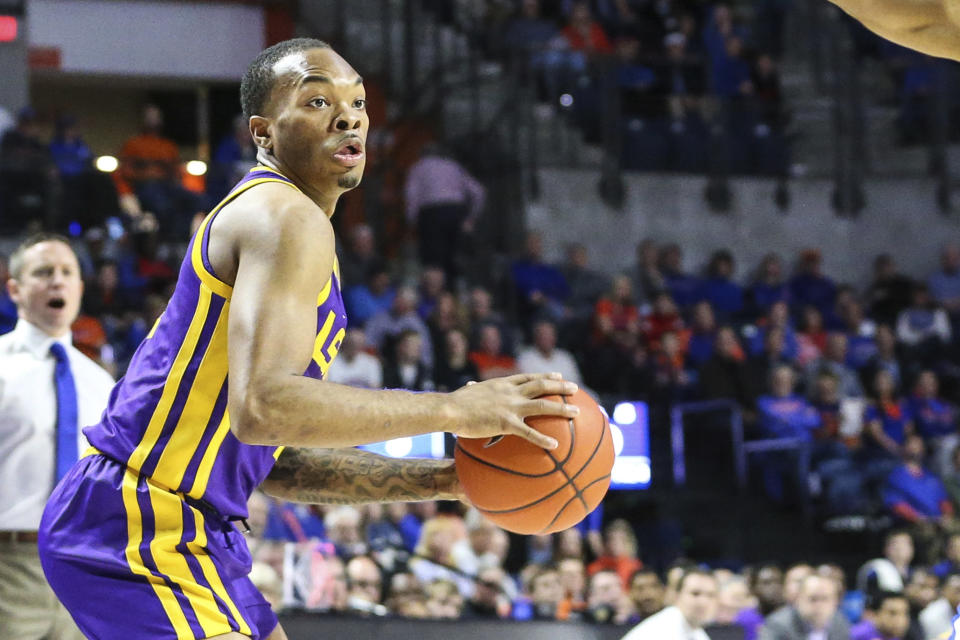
[50,342,78,483]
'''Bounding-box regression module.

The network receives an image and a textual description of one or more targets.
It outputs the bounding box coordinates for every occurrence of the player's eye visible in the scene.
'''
[310,97,329,108]
[353,98,366,109]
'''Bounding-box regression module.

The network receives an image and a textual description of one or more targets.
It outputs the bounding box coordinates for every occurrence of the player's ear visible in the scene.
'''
[249,116,273,153]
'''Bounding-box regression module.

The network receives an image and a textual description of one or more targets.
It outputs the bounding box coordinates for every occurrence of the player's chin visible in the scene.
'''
[337,169,363,190]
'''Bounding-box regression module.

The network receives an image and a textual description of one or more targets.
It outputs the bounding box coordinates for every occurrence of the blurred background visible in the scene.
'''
[5,0,960,638]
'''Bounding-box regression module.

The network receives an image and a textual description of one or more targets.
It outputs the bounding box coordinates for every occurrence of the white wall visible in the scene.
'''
[529,170,960,287]
[28,0,264,80]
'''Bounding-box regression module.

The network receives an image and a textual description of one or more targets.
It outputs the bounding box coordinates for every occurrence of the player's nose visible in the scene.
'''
[334,112,362,131]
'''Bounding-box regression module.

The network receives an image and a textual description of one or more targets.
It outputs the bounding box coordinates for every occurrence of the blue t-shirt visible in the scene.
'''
[345,285,396,327]
[789,273,836,316]
[864,401,912,446]
[263,501,327,542]
[846,334,878,370]
[664,271,702,308]
[699,277,744,320]
[749,326,799,362]
[748,282,789,317]
[757,394,821,439]
[884,465,949,518]
[908,397,956,439]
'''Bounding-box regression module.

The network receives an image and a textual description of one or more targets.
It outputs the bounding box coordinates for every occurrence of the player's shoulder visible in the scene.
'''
[225,180,333,244]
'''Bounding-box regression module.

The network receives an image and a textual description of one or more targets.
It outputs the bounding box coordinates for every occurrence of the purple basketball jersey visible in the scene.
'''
[83,166,348,518]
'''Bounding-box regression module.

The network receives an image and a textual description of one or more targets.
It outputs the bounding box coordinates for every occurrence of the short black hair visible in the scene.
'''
[240,37,331,121]
[867,591,908,612]
[677,568,716,593]
[9,232,74,279]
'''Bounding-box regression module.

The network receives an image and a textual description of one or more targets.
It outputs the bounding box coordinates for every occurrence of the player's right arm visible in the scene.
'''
[827,0,960,60]
[224,187,574,450]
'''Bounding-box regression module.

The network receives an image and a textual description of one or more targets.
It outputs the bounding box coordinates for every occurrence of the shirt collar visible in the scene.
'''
[11,319,72,359]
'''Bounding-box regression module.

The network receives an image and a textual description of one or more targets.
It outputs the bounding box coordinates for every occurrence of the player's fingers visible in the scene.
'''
[518,378,578,399]
[501,372,563,386]
[518,398,579,419]
[507,418,559,449]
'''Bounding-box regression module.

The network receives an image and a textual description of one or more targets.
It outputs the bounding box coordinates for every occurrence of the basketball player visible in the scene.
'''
[38,38,578,640]
[827,0,960,61]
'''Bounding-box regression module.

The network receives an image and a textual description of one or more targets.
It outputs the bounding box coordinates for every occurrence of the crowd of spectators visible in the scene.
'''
[486,0,790,175]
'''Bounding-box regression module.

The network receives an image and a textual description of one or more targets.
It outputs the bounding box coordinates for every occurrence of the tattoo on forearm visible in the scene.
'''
[263,447,456,505]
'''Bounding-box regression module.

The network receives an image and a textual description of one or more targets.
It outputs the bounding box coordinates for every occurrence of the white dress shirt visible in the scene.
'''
[0,320,115,530]
[621,606,711,640]
[515,346,583,385]
[326,352,383,389]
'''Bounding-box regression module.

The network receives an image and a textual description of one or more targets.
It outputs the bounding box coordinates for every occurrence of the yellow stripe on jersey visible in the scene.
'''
[127,286,214,473]
[185,506,252,636]
[273,446,285,460]
[188,411,234,499]
[191,173,303,300]
[147,485,232,636]
[120,471,194,639]
[152,300,231,492]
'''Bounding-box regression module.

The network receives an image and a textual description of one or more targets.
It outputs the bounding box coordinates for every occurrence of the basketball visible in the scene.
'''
[454,388,615,535]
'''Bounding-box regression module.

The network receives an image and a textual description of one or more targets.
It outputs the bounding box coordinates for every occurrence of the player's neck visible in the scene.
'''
[256,155,341,218]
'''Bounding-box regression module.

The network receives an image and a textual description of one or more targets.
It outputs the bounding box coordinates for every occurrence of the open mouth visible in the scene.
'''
[48,297,66,309]
[332,139,365,167]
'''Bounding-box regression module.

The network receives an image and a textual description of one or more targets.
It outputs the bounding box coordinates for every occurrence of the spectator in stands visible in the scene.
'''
[842,300,878,370]
[585,569,633,625]
[516,319,583,384]
[558,557,588,616]
[907,370,957,476]
[48,115,92,178]
[594,274,641,344]
[896,283,952,368]
[656,32,706,116]
[559,243,608,336]
[933,533,960,579]
[810,370,868,514]
[587,520,644,588]
[405,143,486,284]
[0,106,50,172]
[622,568,718,640]
[660,243,701,309]
[643,290,685,349]
[463,566,511,619]
[863,369,914,465]
[326,506,368,560]
[805,332,865,399]
[365,286,433,368]
[751,53,783,126]
[0,254,16,334]
[511,231,569,324]
[783,564,814,605]
[744,326,791,407]
[861,324,903,393]
[757,365,821,439]
[687,301,717,367]
[427,292,470,363]
[867,254,915,327]
[628,568,666,622]
[699,325,749,403]
[116,105,199,240]
[382,329,433,391]
[633,239,666,304]
[751,565,786,616]
[904,568,939,622]
[425,578,464,619]
[789,249,837,318]
[523,565,565,621]
[386,571,425,615]
[851,591,912,640]
[919,572,960,640]
[797,305,827,366]
[207,113,257,201]
[717,574,764,637]
[883,434,955,531]
[712,35,754,100]
[417,266,446,320]
[651,330,695,401]
[468,286,514,355]
[469,323,517,381]
[928,243,960,322]
[345,555,384,613]
[747,254,790,320]
[434,329,479,392]
[760,573,849,640]
[327,328,383,389]
[615,36,658,120]
[338,224,379,289]
[410,517,473,598]
[750,300,800,362]
[562,1,614,56]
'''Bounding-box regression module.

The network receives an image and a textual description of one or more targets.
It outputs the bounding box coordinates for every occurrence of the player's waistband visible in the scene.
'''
[81,447,251,538]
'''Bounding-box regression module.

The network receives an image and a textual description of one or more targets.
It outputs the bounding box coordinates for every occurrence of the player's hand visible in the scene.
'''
[448,372,579,449]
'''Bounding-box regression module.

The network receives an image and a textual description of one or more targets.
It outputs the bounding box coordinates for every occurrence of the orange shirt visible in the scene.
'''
[114,133,180,194]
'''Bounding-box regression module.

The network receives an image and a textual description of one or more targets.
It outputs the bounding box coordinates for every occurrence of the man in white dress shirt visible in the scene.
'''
[326,328,383,389]
[516,320,583,386]
[0,234,115,639]
[621,568,718,640]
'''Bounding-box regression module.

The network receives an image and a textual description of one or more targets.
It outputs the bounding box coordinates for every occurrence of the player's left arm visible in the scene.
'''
[261,446,466,505]
[827,0,960,61]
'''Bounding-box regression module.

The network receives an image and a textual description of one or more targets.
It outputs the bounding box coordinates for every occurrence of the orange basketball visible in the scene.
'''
[454,388,615,535]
